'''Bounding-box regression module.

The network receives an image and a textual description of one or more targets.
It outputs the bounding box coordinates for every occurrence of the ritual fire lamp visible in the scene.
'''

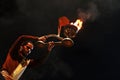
[37,16,83,48]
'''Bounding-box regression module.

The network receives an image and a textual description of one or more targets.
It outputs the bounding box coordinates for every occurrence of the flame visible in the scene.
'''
[57,16,83,37]
[70,19,83,32]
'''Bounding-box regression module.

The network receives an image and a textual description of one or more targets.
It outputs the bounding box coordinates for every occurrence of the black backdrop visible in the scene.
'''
[0,0,120,80]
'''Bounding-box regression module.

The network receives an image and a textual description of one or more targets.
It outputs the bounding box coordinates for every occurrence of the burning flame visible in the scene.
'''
[57,16,83,37]
[70,19,83,33]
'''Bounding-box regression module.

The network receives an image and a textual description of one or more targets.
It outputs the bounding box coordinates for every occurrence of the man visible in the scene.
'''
[0,35,54,80]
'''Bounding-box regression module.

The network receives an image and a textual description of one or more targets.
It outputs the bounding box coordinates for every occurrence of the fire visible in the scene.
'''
[70,19,83,32]
[58,16,83,37]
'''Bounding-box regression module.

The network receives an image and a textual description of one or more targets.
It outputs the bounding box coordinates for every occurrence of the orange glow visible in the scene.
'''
[59,16,70,27]
[58,16,83,37]
[70,19,83,32]
[58,16,70,36]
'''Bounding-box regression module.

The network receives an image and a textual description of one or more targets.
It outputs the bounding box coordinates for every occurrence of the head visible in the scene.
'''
[19,41,34,57]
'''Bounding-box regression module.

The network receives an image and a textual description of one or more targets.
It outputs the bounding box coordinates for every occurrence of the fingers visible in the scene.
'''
[38,36,46,42]
[48,41,55,52]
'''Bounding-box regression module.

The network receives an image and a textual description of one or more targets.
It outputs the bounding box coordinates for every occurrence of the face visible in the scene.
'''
[21,42,34,56]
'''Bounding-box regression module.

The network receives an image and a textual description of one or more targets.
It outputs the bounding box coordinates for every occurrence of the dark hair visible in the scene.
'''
[21,41,33,46]
[10,41,34,61]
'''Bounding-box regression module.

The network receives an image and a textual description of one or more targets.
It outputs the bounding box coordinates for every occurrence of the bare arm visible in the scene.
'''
[1,35,47,74]
[8,35,47,54]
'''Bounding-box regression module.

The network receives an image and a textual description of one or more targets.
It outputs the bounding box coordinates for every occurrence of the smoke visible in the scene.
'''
[14,0,120,23]
[1,0,120,79]
[1,0,120,19]
[77,0,120,22]
[77,2,100,22]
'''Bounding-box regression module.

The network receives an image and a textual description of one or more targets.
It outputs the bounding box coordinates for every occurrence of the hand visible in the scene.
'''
[38,36,47,42]
[47,41,55,52]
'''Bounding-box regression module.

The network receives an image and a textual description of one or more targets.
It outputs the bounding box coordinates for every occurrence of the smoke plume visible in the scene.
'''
[77,0,120,22]
[77,2,100,22]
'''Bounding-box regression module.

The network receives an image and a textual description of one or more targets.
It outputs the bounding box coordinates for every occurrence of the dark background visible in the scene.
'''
[0,0,120,80]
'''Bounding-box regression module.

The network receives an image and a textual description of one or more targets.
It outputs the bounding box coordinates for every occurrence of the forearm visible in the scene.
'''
[18,35,39,41]
[9,35,46,51]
